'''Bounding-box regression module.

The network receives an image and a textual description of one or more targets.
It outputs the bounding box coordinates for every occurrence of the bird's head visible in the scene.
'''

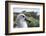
[16,14,28,21]
[17,14,29,21]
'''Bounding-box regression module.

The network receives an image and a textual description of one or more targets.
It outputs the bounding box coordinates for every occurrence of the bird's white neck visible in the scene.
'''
[18,20,28,28]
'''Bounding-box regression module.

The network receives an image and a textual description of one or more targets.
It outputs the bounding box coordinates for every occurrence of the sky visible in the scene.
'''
[13,8,40,15]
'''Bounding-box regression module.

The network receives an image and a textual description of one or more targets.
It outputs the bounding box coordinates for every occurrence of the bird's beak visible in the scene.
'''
[25,16,31,22]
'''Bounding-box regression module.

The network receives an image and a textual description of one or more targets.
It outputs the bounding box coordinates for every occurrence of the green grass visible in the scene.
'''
[27,16,39,27]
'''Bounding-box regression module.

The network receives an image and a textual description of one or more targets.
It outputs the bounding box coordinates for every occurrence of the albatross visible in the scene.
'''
[15,14,28,28]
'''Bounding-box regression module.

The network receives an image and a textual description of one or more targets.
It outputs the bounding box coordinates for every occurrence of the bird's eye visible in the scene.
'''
[22,16,24,17]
